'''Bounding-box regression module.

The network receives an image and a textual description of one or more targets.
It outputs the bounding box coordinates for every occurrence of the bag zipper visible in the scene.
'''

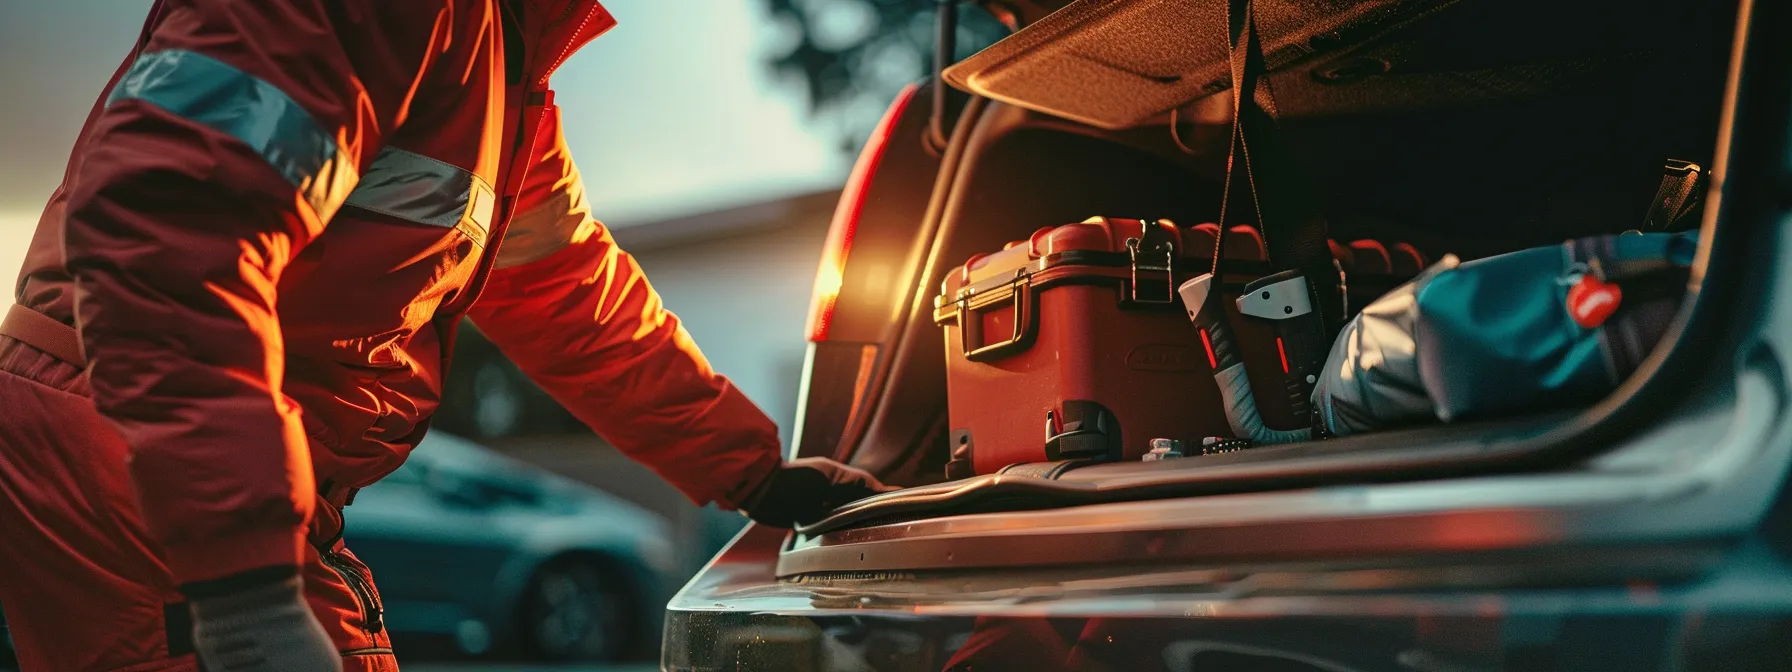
[320,550,384,634]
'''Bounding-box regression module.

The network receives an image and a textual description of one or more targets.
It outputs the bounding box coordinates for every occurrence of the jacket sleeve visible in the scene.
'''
[61,0,456,585]
[467,112,783,509]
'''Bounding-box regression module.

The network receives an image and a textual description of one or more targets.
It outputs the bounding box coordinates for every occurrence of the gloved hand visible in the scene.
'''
[741,457,898,528]
[189,575,342,672]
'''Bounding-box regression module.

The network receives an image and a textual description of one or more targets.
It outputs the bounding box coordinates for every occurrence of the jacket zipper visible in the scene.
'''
[321,550,384,634]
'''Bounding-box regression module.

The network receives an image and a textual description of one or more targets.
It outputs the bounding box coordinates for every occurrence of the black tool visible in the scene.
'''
[1236,269,1326,423]
[1179,273,1311,444]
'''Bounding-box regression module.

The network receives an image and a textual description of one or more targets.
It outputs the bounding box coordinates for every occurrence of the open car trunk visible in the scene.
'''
[776,0,1777,573]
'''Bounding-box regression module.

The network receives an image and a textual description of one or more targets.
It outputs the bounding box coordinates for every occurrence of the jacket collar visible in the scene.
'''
[519,0,616,89]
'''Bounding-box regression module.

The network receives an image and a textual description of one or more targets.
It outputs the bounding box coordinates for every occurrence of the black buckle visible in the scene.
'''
[1044,400,1123,462]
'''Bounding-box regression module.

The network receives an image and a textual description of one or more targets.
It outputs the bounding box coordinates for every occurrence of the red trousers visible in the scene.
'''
[0,336,397,672]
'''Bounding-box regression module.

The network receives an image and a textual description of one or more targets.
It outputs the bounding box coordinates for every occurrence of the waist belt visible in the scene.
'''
[0,304,86,366]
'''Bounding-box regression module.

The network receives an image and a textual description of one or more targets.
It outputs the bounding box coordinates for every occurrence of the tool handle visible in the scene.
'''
[1179,273,1313,445]
[1272,308,1325,421]
[1238,269,1327,426]
[1181,274,1242,371]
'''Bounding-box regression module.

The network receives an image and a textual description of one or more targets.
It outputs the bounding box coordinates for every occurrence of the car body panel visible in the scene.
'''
[666,525,1792,671]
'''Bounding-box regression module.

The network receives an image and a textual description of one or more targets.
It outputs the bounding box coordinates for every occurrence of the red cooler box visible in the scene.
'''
[933,217,1236,477]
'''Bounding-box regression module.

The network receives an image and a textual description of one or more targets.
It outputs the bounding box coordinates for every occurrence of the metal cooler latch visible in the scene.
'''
[1126,219,1176,304]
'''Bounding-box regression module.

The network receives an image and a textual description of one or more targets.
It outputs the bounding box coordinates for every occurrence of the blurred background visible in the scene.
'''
[0,0,1001,669]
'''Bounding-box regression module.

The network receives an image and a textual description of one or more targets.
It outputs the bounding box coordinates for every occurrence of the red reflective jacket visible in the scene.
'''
[12,0,781,585]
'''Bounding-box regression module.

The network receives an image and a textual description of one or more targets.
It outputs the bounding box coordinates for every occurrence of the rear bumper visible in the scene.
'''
[665,525,1792,671]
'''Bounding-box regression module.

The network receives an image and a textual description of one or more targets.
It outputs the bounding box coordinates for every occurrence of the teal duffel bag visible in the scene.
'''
[1313,230,1699,437]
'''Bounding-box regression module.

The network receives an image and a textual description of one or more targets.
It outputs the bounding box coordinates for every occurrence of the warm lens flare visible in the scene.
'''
[808,262,846,340]
[805,84,920,342]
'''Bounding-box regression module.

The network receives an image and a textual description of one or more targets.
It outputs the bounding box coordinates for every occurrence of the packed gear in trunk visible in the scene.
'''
[925,0,1709,479]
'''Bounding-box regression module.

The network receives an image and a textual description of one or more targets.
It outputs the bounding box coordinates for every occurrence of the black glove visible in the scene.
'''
[188,574,342,672]
[742,457,897,528]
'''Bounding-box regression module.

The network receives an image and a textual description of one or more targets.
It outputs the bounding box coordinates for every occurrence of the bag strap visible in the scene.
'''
[1211,0,1343,335]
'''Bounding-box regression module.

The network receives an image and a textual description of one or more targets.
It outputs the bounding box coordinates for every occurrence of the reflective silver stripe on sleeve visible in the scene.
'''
[107,50,359,221]
[343,147,496,245]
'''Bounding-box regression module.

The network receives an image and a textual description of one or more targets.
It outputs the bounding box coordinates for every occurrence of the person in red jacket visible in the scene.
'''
[0,1,889,670]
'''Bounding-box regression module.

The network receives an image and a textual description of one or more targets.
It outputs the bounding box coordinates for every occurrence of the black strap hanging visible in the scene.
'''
[930,0,965,152]
[1211,0,1343,338]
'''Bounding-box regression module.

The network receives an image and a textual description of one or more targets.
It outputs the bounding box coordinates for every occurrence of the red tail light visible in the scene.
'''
[806,84,920,342]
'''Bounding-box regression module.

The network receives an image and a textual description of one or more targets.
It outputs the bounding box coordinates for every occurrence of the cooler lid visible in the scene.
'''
[941,217,1216,300]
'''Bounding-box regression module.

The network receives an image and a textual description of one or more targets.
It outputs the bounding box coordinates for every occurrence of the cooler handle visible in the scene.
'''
[959,279,1034,362]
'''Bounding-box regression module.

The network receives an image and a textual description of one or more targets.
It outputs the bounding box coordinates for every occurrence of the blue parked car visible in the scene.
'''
[346,431,676,662]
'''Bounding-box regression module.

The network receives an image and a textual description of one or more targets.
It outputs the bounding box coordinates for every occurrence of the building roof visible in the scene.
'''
[609,189,842,252]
